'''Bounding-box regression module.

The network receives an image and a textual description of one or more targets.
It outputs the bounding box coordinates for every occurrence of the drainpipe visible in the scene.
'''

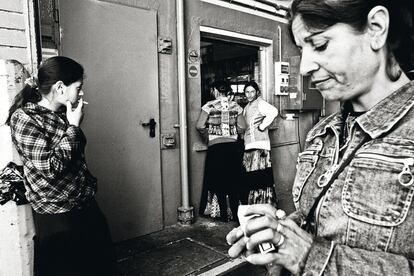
[176,0,194,225]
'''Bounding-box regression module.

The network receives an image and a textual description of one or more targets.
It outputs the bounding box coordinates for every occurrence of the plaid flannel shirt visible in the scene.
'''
[9,103,97,214]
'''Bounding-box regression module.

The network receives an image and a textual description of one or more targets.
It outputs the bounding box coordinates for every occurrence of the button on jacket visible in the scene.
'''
[293,81,414,275]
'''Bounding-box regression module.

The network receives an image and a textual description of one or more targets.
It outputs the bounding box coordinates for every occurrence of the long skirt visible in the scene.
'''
[241,149,277,206]
[199,142,244,221]
[33,199,117,276]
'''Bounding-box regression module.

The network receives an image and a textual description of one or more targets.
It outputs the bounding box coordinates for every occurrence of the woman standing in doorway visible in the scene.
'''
[6,56,117,276]
[241,81,278,206]
[197,80,246,221]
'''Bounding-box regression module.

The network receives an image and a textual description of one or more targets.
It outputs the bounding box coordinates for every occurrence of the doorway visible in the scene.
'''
[200,38,259,108]
[200,26,274,107]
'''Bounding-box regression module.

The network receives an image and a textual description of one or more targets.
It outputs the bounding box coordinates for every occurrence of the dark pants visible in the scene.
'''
[33,200,117,276]
[199,142,245,221]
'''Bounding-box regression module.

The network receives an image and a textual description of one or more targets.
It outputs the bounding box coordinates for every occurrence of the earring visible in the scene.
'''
[370,39,381,51]
[386,54,402,81]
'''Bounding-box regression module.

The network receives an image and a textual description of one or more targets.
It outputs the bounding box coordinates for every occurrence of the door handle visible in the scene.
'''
[141,118,156,137]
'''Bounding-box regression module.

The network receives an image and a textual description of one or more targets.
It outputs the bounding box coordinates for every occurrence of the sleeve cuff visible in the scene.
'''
[258,125,266,132]
[67,125,87,147]
[302,238,336,276]
[67,125,81,136]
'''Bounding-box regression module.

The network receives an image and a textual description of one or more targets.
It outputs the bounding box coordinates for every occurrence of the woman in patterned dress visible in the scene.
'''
[196,80,246,221]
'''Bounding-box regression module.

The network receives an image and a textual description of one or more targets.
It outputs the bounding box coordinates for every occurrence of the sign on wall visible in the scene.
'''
[188,64,200,78]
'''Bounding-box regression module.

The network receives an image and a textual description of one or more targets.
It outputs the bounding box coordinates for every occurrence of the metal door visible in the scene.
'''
[59,0,162,241]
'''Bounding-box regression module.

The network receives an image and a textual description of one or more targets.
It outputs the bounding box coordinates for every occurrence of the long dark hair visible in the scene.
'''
[6,56,84,125]
[288,0,414,80]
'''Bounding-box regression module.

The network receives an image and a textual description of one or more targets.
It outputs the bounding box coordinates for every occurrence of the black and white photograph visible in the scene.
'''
[1,0,414,275]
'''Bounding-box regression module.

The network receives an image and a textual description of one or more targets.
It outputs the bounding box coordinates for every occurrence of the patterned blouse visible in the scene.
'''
[201,97,243,142]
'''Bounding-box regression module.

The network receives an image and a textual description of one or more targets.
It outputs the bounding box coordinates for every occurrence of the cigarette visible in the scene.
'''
[82,100,89,105]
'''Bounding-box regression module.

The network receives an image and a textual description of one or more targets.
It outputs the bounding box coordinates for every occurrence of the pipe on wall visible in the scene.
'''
[176,0,194,224]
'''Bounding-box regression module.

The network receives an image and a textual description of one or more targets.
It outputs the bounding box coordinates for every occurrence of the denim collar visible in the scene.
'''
[307,81,414,141]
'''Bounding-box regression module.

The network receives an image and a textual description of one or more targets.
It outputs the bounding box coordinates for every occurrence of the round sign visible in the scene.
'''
[188,49,199,63]
[188,65,198,77]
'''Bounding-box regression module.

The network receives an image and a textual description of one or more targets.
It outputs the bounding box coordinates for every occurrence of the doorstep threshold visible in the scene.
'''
[197,258,246,276]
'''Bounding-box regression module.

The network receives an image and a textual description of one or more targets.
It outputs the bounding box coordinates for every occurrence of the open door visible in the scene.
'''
[59,0,162,241]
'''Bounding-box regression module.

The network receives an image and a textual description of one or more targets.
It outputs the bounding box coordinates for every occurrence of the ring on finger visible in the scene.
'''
[275,209,287,219]
[275,235,285,247]
[276,223,283,232]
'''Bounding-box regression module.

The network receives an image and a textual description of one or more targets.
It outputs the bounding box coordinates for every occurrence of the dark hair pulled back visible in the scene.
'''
[289,0,414,80]
[212,80,232,96]
[6,56,84,125]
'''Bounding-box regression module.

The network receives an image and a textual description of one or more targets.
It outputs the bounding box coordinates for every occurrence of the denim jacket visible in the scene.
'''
[293,81,414,275]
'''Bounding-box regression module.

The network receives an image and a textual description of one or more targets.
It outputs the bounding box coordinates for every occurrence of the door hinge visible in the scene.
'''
[53,8,59,23]
[158,37,172,54]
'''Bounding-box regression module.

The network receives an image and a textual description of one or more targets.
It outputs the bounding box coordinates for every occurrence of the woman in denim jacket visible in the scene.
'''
[226,0,414,275]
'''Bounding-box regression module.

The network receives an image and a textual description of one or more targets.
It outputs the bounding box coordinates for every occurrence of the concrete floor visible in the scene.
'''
[115,217,268,276]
